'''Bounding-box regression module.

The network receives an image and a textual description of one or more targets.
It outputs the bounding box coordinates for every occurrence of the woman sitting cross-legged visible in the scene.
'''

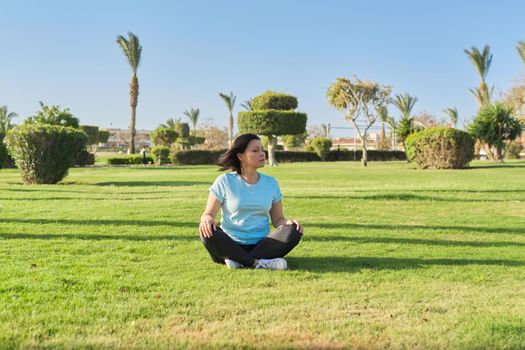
[199,133,303,270]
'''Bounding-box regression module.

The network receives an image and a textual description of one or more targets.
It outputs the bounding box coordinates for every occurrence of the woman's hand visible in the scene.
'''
[286,219,304,234]
[199,215,217,238]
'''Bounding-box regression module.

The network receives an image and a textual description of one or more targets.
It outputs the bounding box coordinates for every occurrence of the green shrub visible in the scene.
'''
[309,137,332,160]
[80,125,100,145]
[0,133,7,169]
[272,151,320,162]
[405,127,474,169]
[152,146,171,165]
[175,123,190,139]
[251,91,298,111]
[172,149,226,165]
[238,110,307,136]
[75,149,95,167]
[106,156,154,165]
[189,135,206,146]
[505,141,522,159]
[325,149,406,161]
[4,124,88,184]
[150,127,178,146]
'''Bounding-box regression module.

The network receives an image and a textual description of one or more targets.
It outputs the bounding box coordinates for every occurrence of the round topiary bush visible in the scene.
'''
[152,146,171,165]
[307,137,332,161]
[4,124,88,184]
[251,91,298,111]
[405,127,474,169]
[150,127,178,146]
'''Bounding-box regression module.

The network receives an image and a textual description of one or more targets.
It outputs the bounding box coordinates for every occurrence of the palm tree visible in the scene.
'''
[0,106,18,135]
[116,31,142,154]
[392,93,417,155]
[219,92,236,147]
[377,106,389,148]
[159,117,181,129]
[321,123,331,138]
[464,45,493,108]
[443,107,459,128]
[184,108,200,135]
[386,116,398,150]
[241,99,253,111]
[517,41,525,65]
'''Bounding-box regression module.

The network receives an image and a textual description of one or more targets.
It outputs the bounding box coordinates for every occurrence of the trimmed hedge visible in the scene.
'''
[106,155,154,165]
[238,110,307,136]
[405,127,474,169]
[4,124,88,184]
[75,149,95,167]
[251,91,298,111]
[172,149,226,165]
[150,127,178,146]
[170,149,406,165]
[326,149,406,161]
[152,146,170,165]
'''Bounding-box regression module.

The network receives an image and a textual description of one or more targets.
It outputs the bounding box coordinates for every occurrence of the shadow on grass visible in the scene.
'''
[0,196,186,201]
[469,164,525,169]
[303,235,525,247]
[0,218,197,227]
[95,181,208,187]
[288,193,521,202]
[307,222,524,235]
[0,232,196,241]
[287,256,525,273]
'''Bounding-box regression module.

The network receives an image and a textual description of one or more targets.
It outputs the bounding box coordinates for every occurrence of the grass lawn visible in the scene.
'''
[1,160,524,349]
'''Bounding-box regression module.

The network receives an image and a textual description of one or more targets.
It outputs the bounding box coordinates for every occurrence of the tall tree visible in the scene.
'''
[517,41,525,66]
[377,106,389,149]
[327,77,391,166]
[219,92,236,147]
[464,45,493,108]
[0,106,18,134]
[443,107,459,128]
[392,93,418,155]
[159,117,181,129]
[184,108,200,135]
[321,123,331,139]
[116,31,142,154]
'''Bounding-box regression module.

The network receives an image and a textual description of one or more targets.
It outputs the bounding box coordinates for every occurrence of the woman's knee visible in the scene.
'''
[282,224,303,244]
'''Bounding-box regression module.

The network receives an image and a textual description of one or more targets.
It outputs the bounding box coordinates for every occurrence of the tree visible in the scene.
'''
[327,77,391,166]
[282,132,307,150]
[184,108,200,136]
[238,91,307,166]
[219,92,236,147]
[159,117,181,129]
[392,93,418,155]
[517,41,525,66]
[376,106,390,149]
[241,99,253,111]
[443,107,459,128]
[25,102,80,129]
[150,127,178,146]
[0,106,18,134]
[464,45,493,108]
[468,103,522,161]
[116,31,142,154]
[321,123,331,139]
[503,78,525,120]
[413,112,447,129]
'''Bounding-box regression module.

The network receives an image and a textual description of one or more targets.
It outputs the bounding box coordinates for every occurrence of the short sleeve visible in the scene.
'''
[209,175,226,203]
[272,179,283,204]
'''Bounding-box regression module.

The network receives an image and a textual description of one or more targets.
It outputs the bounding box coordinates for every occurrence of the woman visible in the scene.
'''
[199,133,304,270]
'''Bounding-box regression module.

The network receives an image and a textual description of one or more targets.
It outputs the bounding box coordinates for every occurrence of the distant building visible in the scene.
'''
[99,128,153,150]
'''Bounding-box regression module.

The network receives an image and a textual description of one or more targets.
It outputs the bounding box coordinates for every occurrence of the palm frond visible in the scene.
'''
[241,99,253,111]
[464,45,492,81]
[443,107,459,127]
[116,32,142,74]
[392,93,418,118]
[219,92,236,112]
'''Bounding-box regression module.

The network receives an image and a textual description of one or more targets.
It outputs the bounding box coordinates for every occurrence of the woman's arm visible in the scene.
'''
[199,192,222,238]
[269,200,304,234]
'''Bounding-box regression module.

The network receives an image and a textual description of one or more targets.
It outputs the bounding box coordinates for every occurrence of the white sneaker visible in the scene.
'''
[255,258,287,270]
[225,259,243,269]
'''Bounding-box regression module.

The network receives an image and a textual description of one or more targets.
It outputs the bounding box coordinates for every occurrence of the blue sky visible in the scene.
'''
[1,0,524,137]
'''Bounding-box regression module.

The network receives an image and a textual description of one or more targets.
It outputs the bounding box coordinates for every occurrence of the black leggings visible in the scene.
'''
[201,224,302,267]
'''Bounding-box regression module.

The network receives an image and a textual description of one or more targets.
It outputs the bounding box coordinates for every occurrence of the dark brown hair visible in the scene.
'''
[218,133,261,174]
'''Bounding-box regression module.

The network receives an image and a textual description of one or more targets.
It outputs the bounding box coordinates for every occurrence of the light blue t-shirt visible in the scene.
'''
[209,172,283,244]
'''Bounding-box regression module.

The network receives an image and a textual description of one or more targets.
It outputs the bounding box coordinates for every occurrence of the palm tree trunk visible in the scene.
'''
[129,75,139,154]
[229,112,233,147]
[267,135,277,166]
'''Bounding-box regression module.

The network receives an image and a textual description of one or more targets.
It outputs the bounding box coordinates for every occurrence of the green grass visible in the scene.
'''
[1,161,524,349]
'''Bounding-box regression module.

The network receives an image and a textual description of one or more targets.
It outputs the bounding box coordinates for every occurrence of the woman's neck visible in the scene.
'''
[240,168,259,184]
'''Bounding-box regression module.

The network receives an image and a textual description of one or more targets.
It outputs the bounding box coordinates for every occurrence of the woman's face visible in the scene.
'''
[238,139,266,170]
